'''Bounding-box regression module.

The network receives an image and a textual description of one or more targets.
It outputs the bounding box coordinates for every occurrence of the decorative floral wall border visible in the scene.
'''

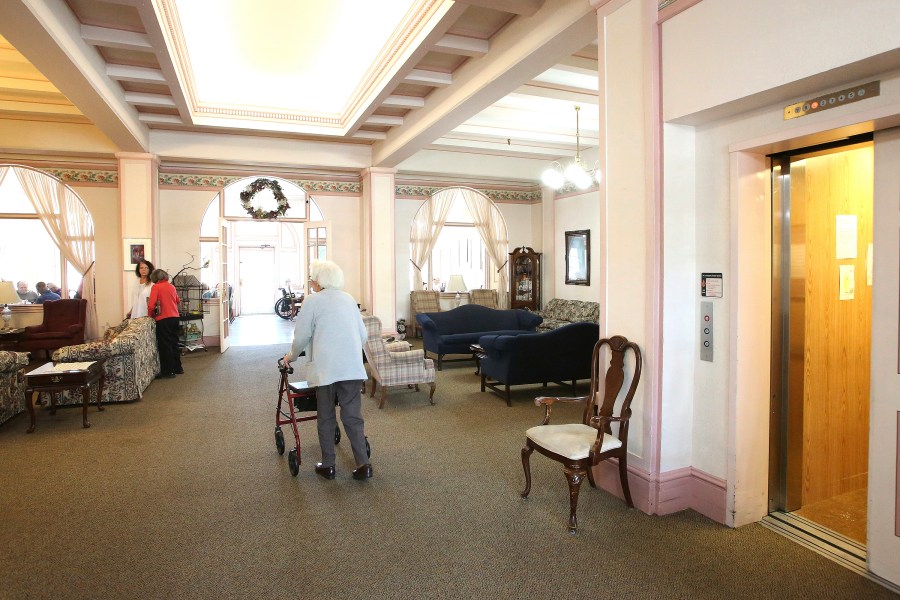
[43,169,118,184]
[36,168,539,202]
[394,184,541,203]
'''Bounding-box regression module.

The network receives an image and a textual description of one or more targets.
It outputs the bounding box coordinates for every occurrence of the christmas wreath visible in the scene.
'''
[239,178,290,219]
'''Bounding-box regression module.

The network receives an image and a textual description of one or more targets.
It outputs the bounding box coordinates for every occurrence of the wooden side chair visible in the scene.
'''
[520,335,642,533]
[409,290,441,338]
[362,315,436,409]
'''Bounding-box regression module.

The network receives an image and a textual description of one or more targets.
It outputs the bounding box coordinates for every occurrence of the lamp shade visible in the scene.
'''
[0,281,18,305]
[445,274,467,293]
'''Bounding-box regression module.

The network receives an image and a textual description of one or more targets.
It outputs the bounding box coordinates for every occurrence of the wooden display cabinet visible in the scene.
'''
[509,246,540,311]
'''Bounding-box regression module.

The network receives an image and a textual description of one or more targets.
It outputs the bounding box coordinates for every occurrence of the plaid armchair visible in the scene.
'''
[409,290,441,338]
[469,289,498,309]
[362,315,436,409]
[0,351,29,426]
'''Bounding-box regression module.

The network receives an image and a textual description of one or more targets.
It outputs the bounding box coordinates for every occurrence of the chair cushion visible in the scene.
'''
[525,423,621,460]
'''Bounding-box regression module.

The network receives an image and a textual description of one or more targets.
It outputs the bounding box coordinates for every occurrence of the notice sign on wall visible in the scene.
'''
[701,273,723,298]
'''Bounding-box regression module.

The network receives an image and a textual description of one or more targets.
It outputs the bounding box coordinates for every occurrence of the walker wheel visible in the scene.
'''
[334,425,341,445]
[288,449,299,477]
[365,437,371,458]
[274,427,285,455]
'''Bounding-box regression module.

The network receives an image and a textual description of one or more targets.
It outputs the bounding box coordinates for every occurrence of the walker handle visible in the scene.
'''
[277,357,294,375]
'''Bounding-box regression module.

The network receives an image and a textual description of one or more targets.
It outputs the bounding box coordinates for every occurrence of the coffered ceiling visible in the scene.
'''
[0,0,600,181]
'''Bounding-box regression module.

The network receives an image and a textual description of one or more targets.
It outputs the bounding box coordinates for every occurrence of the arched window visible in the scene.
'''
[0,165,97,336]
[410,187,509,307]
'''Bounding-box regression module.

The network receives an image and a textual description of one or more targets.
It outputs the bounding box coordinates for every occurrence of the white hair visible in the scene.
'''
[309,260,344,290]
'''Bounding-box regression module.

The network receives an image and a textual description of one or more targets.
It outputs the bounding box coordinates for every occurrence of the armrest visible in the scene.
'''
[65,324,84,335]
[22,324,47,335]
[388,348,426,365]
[416,315,437,333]
[534,395,589,425]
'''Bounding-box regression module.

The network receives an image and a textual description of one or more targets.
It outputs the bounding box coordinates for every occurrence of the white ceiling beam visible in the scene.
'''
[404,69,453,86]
[352,130,387,140]
[372,0,597,167]
[0,0,148,151]
[434,34,489,57]
[106,64,167,84]
[382,95,425,108]
[365,115,404,126]
[138,113,182,124]
[455,0,544,16]
[124,92,176,107]
[80,24,152,51]
[0,99,83,116]
[514,82,598,104]
[553,54,599,77]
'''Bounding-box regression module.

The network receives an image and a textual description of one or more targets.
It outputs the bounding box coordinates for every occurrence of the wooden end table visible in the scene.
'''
[470,343,486,375]
[0,328,24,351]
[23,359,106,433]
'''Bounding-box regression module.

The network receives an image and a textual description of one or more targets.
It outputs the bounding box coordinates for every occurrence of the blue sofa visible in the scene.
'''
[478,321,599,405]
[416,303,542,370]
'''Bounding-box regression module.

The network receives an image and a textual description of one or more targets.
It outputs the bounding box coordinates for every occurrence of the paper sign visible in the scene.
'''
[839,264,855,300]
[835,215,858,259]
[701,273,723,298]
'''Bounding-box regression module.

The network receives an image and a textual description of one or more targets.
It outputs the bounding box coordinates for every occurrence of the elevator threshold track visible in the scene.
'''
[763,512,900,594]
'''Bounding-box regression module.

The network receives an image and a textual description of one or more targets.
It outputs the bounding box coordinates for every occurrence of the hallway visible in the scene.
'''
[227,313,295,347]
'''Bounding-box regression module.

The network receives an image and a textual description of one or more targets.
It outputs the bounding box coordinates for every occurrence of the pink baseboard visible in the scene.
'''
[591,460,727,525]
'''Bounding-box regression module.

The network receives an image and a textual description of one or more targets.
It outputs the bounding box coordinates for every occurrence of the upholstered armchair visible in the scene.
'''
[469,289,499,309]
[0,350,29,426]
[362,315,436,409]
[17,299,87,360]
[409,290,441,338]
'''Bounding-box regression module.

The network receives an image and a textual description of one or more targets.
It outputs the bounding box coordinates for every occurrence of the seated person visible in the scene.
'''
[47,282,61,295]
[34,281,61,304]
[16,281,38,303]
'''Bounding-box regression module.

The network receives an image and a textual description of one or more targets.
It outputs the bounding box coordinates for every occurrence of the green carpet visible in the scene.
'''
[0,344,894,599]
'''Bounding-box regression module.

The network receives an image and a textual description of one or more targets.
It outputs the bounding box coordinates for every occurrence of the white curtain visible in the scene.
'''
[14,167,98,340]
[0,166,8,188]
[409,189,455,290]
[460,188,510,309]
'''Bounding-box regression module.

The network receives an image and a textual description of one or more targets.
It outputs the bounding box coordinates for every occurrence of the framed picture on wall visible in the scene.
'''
[565,230,590,286]
[123,238,151,270]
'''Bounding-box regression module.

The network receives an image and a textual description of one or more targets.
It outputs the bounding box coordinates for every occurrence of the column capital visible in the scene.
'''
[360,167,397,177]
[115,152,159,163]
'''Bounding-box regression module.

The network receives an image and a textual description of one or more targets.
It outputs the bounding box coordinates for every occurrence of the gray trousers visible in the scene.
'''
[315,380,368,467]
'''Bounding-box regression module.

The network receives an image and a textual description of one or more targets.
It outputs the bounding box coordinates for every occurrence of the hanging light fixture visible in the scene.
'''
[541,105,601,191]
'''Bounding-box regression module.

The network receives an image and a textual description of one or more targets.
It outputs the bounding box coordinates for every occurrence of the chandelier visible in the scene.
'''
[540,105,601,191]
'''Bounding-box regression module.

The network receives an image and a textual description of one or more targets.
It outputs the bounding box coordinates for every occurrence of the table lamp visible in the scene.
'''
[445,274,467,307]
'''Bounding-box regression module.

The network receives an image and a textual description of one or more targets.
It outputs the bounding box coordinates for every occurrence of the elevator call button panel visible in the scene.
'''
[784,81,879,120]
[700,301,713,362]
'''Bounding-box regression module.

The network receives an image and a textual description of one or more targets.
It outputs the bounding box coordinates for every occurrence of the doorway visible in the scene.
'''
[769,138,874,547]
[238,246,277,314]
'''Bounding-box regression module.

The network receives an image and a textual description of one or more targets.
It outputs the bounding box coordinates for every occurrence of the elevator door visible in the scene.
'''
[770,142,873,544]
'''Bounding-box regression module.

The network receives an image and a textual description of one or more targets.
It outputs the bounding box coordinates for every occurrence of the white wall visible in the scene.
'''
[71,184,121,333]
[159,188,219,276]
[660,124,696,472]
[662,0,900,122]
[314,194,362,303]
[869,127,900,584]
[554,190,600,302]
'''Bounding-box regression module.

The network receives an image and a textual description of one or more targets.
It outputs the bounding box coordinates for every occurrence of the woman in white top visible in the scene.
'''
[126,259,155,318]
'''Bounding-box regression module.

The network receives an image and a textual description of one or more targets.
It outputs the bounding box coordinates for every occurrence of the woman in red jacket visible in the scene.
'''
[148,269,183,379]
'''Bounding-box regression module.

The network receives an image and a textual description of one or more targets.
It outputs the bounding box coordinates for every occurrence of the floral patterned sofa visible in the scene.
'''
[533,298,600,331]
[0,351,29,426]
[49,317,160,406]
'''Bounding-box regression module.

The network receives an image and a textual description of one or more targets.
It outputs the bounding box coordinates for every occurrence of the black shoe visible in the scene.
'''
[155,373,176,379]
[314,463,335,480]
[352,464,373,480]
[174,369,184,375]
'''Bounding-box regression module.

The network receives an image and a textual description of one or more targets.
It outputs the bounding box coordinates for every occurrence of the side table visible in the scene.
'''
[470,343,486,375]
[0,328,24,351]
[23,359,106,433]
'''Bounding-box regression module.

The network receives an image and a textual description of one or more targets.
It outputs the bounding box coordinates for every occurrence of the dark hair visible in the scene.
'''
[149,269,169,283]
[134,259,155,279]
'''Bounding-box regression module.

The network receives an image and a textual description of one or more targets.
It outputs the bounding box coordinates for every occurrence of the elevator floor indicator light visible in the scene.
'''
[784,81,879,120]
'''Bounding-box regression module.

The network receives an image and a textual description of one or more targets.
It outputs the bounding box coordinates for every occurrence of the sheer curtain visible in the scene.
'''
[409,189,455,290]
[460,188,510,309]
[0,166,7,188]
[14,167,98,339]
